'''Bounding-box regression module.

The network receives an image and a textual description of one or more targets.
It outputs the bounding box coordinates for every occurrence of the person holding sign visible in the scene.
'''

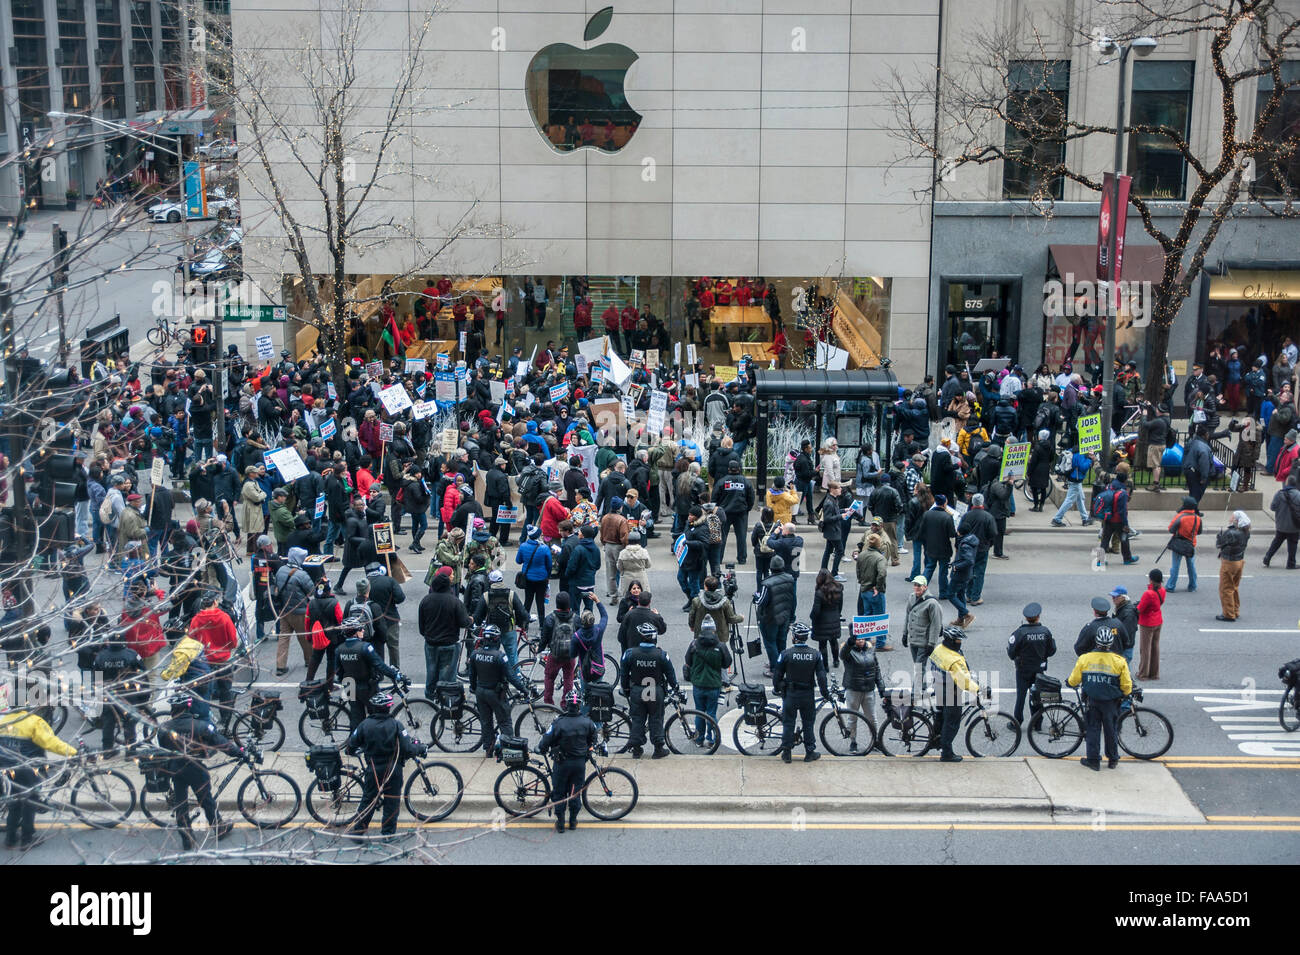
[484,456,514,545]
[841,630,888,752]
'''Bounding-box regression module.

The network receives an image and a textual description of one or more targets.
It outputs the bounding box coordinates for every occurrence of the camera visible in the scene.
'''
[722,563,738,599]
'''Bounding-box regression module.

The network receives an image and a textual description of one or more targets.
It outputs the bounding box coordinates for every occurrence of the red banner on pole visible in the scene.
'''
[1095,172,1132,312]
[1096,172,1114,281]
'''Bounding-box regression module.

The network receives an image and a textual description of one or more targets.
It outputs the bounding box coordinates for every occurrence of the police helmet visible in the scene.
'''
[480,624,501,645]
[636,622,660,643]
[367,692,395,717]
[1093,628,1116,651]
[562,688,582,715]
[790,622,812,643]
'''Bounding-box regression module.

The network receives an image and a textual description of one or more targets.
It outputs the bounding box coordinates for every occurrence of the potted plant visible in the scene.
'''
[65,188,80,210]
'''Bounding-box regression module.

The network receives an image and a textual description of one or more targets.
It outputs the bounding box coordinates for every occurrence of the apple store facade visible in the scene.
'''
[235,0,942,383]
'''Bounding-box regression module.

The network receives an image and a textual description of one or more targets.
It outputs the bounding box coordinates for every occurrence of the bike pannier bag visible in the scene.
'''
[1279,659,1300,686]
[305,745,342,792]
[298,680,329,719]
[585,681,614,723]
[435,680,465,720]
[137,752,172,793]
[498,734,529,768]
[738,684,768,725]
[251,690,282,731]
[1033,674,1062,704]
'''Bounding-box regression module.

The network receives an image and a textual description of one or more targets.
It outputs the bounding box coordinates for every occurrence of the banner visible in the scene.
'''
[851,614,889,640]
[495,505,518,525]
[318,417,337,440]
[1096,172,1133,313]
[183,161,207,218]
[1077,413,1103,454]
[999,441,1030,480]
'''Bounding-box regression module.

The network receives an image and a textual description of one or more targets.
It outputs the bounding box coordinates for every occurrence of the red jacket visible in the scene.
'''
[540,495,570,540]
[358,419,382,458]
[189,606,239,664]
[620,306,638,331]
[699,290,715,310]
[1278,443,1299,484]
[441,483,462,524]
[122,603,167,660]
[1136,585,1165,627]
[574,302,592,329]
[602,306,619,330]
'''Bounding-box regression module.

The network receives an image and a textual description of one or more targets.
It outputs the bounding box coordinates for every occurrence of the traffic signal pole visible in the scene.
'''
[52,223,69,366]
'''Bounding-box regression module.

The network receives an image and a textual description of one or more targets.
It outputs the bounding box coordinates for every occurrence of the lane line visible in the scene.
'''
[1198,628,1296,633]
[33,821,1300,833]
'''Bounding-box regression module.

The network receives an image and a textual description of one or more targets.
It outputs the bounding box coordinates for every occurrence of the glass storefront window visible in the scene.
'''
[1128,61,1194,200]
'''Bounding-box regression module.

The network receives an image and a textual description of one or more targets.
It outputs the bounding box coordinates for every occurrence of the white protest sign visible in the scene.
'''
[412,400,437,420]
[378,383,413,415]
[608,351,634,387]
[575,354,588,376]
[404,358,427,375]
[687,344,697,365]
[577,336,607,361]
[255,335,274,360]
[441,430,459,454]
[647,389,669,434]
[266,447,308,481]
[150,456,165,485]
[489,380,506,404]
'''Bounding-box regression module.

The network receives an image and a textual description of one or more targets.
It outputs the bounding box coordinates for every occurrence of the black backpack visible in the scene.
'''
[550,615,574,662]
[486,590,516,632]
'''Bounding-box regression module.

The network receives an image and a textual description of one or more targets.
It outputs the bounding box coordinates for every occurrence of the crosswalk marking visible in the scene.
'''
[1195,695,1299,756]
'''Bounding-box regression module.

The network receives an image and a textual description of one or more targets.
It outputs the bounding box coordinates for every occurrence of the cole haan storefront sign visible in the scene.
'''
[1208,269,1300,302]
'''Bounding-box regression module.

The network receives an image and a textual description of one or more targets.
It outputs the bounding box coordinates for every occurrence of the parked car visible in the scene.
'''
[189,246,242,282]
[198,139,237,160]
[149,193,239,223]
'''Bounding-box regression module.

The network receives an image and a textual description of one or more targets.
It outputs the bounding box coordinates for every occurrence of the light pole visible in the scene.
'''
[1095,35,1157,461]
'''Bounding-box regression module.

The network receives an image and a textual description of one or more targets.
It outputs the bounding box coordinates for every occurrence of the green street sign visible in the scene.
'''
[221,304,287,322]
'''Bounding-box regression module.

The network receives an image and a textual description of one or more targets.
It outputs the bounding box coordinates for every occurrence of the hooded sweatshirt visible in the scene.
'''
[688,587,744,639]
[684,629,733,689]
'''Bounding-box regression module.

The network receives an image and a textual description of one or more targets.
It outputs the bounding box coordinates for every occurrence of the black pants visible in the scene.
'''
[1099,522,1132,561]
[937,703,963,756]
[3,764,38,844]
[552,757,585,827]
[1084,697,1121,762]
[475,687,511,749]
[1187,473,1208,504]
[816,636,840,667]
[306,643,337,685]
[628,694,665,748]
[1264,531,1299,566]
[781,689,817,752]
[647,484,661,521]
[100,704,137,750]
[492,516,512,546]
[723,511,748,562]
[172,759,218,826]
[1030,485,1047,510]
[356,761,403,834]
[994,517,1007,557]
[820,537,844,574]
[521,579,548,628]
[1013,671,1034,724]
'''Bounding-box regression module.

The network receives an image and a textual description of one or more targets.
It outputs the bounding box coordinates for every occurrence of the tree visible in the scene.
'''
[217,0,501,378]
[888,0,1299,400]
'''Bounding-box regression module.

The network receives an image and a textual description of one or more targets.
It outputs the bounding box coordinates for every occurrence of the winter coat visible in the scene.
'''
[566,537,602,589]
[1271,486,1300,535]
[901,592,943,652]
[688,588,743,638]
[755,571,796,626]
[1027,439,1054,489]
[841,642,887,695]
[809,586,843,643]
[515,538,553,582]
[1216,525,1250,562]
[616,544,652,595]
[684,632,733,690]
[819,451,841,490]
[918,507,956,560]
[238,479,267,534]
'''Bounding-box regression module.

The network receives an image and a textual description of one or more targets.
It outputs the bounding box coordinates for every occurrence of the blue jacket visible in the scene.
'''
[515,538,553,582]
[566,537,602,588]
[1101,479,1129,524]
[1068,452,1092,483]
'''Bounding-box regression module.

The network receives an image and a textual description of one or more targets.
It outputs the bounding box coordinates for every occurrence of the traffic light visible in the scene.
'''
[189,321,214,364]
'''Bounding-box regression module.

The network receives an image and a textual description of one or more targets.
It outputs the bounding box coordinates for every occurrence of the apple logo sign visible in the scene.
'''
[526,6,642,154]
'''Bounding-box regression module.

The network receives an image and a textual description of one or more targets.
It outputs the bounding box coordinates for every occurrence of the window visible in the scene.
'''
[1253,61,1300,198]
[12,0,50,131]
[1003,60,1070,200]
[97,0,125,119]
[1127,61,1194,199]
[131,0,156,113]
[159,2,182,109]
[58,0,90,113]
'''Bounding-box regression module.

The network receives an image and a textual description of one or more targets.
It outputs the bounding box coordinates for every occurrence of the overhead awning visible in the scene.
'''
[1048,243,1170,285]
[753,368,899,401]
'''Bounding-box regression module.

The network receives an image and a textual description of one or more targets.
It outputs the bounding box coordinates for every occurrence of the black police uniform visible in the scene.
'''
[1006,621,1056,723]
[469,642,528,748]
[619,642,678,750]
[773,641,829,754]
[159,713,244,833]
[344,713,427,835]
[335,636,401,726]
[1074,616,1124,657]
[537,712,598,829]
[91,644,146,749]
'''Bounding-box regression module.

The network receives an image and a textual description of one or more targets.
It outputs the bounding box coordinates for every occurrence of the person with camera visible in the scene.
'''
[773,622,830,763]
[620,622,678,759]
[344,691,428,838]
[537,688,599,833]
[688,574,743,640]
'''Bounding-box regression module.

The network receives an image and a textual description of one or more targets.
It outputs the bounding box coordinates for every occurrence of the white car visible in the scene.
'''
[149,194,239,223]
[198,139,237,160]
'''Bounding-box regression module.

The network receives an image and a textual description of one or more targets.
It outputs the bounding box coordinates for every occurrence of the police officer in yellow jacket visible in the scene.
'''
[1066,627,1133,770]
[927,626,980,762]
[0,684,78,849]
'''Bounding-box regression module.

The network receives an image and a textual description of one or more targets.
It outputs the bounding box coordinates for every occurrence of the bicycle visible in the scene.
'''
[303,749,463,827]
[877,688,934,756]
[661,685,721,755]
[137,744,301,832]
[1278,663,1299,732]
[1027,684,1172,759]
[8,747,137,829]
[493,742,637,821]
[916,685,1021,757]
[815,677,880,757]
[430,677,560,753]
[146,316,189,347]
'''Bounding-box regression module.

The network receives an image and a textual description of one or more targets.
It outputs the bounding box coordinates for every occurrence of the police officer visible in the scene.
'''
[344,691,428,837]
[619,621,678,759]
[469,624,530,750]
[1007,602,1057,724]
[0,683,78,850]
[537,687,599,833]
[335,622,406,726]
[717,459,756,564]
[927,625,982,763]
[1074,596,1124,656]
[158,693,247,848]
[91,631,147,750]
[773,622,830,763]
[1066,627,1133,770]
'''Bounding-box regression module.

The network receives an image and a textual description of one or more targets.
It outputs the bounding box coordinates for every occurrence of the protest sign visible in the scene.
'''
[255,334,275,360]
[999,441,1031,480]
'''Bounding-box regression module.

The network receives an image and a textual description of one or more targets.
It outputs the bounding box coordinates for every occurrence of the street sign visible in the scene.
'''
[221,304,287,322]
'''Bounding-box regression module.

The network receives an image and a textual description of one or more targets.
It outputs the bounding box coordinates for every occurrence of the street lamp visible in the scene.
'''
[1094,36,1157,461]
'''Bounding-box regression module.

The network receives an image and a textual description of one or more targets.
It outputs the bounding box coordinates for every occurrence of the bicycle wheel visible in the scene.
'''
[818,708,875,757]
[582,766,638,820]
[70,768,136,828]
[1027,704,1085,758]
[1118,705,1174,759]
[732,706,788,756]
[140,787,185,828]
[493,765,550,817]
[599,707,634,754]
[403,760,464,822]
[965,710,1021,757]
[432,706,484,753]
[664,709,720,755]
[513,703,561,748]
[878,710,934,756]
[1280,685,1300,732]
[238,770,301,828]
[146,325,168,347]
[298,701,353,747]
[230,711,286,752]
[45,705,69,735]
[305,769,366,827]
[393,697,439,744]
[602,653,620,686]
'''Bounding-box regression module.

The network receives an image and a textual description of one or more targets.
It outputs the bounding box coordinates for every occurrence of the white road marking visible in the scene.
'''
[1198,629,1296,633]
[1196,695,1296,756]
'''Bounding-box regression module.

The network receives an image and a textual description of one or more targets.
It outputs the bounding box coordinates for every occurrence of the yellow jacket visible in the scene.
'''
[161,636,205,682]
[956,426,988,459]
[767,487,799,526]
[1067,651,1133,701]
[928,644,980,694]
[0,710,78,757]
